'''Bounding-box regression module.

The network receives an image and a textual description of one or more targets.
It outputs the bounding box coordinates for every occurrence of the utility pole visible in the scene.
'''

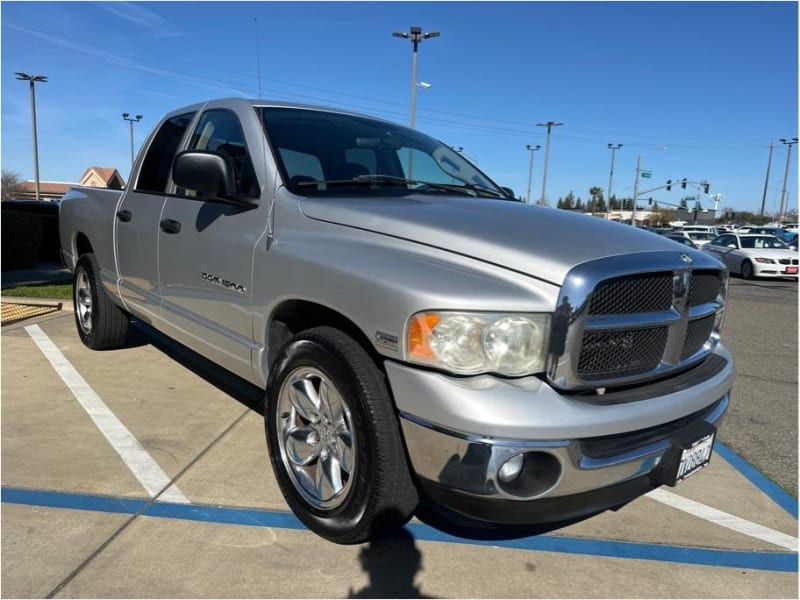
[122,113,143,167]
[632,154,642,226]
[15,72,47,201]
[778,138,797,222]
[536,121,563,204]
[525,144,540,204]
[760,141,774,217]
[607,143,623,210]
[392,26,440,129]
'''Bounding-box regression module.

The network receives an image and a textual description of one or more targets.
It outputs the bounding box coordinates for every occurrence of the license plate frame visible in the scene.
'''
[650,422,716,487]
[785,266,798,274]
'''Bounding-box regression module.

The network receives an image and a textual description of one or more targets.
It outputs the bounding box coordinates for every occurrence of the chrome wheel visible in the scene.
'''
[276,366,356,510]
[75,268,93,334]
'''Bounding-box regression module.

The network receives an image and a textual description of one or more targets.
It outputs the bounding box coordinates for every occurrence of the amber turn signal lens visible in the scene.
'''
[408,313,440,360]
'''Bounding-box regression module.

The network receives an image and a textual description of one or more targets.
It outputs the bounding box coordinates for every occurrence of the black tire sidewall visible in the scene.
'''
[742,260,753,279]
[265,329,411,543]
[73,255,100,348]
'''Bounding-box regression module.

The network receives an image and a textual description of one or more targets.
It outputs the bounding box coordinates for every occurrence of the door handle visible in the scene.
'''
[160,219,181,234]
[116,209,132,222]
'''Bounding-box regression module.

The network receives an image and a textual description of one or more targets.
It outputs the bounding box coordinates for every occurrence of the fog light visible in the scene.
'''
[498,454,524,482]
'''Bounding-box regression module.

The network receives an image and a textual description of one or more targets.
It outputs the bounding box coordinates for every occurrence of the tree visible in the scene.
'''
[693,200,702,211]
[679,197,688,209]
[588,186,603,214]
[608,194,619,210]
[2,170,22,201]
[574,198,584,211]
[562,191,575,210]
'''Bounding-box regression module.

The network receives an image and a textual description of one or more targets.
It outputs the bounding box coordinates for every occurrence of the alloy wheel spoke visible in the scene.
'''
[285,425,322,466]
[289,378,321,422]
[315,451,344,501]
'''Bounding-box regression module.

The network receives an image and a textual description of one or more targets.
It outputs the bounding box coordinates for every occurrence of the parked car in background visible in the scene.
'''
[747,227,796,247]
[668,231,716,248]
[680,225,718,236]
[703,233,798,279]
[664,233,698,249]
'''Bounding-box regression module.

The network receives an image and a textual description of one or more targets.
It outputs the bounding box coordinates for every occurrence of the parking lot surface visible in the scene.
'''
[1,281,797,598]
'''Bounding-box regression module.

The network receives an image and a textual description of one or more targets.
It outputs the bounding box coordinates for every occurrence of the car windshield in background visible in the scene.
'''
[740,236,790,249]
[257,106,505,198]
[687,232,716,241]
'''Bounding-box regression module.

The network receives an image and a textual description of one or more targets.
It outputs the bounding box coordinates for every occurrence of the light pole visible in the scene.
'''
[536,121,562,204]
[525,144,541,204]
[631,146,666,226]
[778,138,797,222]
[392,26,440,129]
[607,143,623,210]
[15,73,47,201]
[122,113,143,167]
[760,141,774,217]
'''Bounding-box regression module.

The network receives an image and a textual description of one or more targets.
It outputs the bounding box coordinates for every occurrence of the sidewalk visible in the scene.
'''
[1,261,71,290]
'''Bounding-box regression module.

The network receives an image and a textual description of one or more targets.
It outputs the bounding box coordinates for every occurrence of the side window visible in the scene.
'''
[136,113,194,193]
[181,109,259,198]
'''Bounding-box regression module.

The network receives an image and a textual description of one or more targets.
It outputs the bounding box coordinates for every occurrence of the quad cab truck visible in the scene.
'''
[60,98,735,544]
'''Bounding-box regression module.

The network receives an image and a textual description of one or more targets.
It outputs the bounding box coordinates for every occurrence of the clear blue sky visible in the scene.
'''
[2,1,797,214]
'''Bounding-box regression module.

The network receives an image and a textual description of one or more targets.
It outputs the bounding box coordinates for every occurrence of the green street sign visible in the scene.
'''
[641,171,652,178]
[683,196,696,201]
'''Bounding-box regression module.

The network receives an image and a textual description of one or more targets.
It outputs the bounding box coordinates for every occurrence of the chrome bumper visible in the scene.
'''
[399,394,728,503]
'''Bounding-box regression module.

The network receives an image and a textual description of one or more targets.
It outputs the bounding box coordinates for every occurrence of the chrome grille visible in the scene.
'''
[578,327,668,380]
[588,274,672,314]
[681,315,716,360]
[547,252,727,392]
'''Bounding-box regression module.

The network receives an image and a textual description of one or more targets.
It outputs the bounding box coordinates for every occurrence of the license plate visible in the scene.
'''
[785,266,798,274]
[650,425,716,487]
[674,431,715,483]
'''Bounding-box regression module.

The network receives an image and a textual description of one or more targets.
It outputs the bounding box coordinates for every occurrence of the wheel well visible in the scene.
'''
[266,301,381,374]
[75,233,93,258]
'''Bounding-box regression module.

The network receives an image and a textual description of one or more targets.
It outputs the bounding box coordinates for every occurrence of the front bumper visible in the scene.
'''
[387,345,734,524]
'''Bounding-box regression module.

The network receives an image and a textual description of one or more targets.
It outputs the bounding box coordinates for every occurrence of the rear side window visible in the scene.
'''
[135,113,194,193]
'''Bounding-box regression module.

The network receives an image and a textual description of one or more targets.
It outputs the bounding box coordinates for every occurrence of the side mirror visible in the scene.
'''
[727,244,737,249]
[173,150,258,207]
[500,186,516,199]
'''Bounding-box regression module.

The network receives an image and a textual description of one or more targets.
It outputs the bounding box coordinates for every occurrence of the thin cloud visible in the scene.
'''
[97,2,188,37]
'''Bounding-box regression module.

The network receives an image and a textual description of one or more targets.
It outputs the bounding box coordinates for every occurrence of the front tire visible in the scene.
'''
[265,326,418,544]
[73,253,129,350]
[741,260,754,280]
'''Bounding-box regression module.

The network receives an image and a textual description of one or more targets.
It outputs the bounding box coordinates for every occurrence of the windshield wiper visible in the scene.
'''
[296,174,505,198]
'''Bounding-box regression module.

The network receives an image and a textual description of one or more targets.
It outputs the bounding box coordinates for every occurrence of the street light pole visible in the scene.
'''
[607,143,623,211]
[15,73,47,201]
[631,146,666,226]
[778,138,797,222]
[122,113,143,167]
[525,144,540,204]
[392,26,440,129]
[760,141,774,218]
[536,121,562,204]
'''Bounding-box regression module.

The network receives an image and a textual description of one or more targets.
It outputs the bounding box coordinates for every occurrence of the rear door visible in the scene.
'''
[157,108,268,379]
[115,112,195,322]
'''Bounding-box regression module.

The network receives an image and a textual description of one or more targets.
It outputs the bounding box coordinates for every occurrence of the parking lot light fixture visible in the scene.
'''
[15,72,47,201]
[393,26,440,129]
[536,121,562,204]
[607,143,623,209]
[122,113,143,167]
[525,144,541,204]
[778,138,798,221]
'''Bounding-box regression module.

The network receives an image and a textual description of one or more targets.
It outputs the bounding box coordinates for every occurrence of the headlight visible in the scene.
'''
[407,311,550,376]
[754,257,775,264]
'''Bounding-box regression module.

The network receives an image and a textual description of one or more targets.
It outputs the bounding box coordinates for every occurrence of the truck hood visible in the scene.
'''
[300,195,699,285]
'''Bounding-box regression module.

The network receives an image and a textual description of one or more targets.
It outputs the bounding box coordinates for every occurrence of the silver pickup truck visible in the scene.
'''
[60,98,735,544]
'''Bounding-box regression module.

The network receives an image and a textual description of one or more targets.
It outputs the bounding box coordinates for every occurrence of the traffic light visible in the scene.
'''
[702,183,710,194]
[681,178,687,189]
[648,197,653,205]
[666,179,672,191]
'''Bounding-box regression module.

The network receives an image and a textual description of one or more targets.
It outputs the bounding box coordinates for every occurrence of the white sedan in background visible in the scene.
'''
[703,234,799,279]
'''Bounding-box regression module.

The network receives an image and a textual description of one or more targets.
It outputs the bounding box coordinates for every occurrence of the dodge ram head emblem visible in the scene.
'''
[679,253,693,264]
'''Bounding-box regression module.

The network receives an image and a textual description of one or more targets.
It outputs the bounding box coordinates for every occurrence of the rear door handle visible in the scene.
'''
[160,219,181,234]
[116,209,132,222]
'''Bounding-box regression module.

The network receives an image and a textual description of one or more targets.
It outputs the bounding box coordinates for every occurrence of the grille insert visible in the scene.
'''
[587,273,673,315]
[688,271,722,306]
[681,315,715,359]
[578,327,668,380]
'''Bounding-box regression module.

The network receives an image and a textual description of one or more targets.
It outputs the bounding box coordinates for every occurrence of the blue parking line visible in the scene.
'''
[715,442,798,519]
[3,486,796,573]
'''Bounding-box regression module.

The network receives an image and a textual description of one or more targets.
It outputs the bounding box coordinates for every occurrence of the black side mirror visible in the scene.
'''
[172,150,258,207]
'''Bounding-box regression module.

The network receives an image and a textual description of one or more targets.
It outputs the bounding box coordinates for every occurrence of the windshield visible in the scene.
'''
[740,236,790,249]
[687,232,716,241]
[258,106,506,198]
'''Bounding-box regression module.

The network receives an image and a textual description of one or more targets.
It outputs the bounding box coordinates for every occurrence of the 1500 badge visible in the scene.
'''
[202,272,246,295]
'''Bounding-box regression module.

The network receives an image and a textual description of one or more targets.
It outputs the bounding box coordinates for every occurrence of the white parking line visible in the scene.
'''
[648,488,798,551]
[25,324,189,504]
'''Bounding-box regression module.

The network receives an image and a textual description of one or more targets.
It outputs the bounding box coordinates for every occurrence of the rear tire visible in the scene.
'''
[741,260,754,280]
[265,326,418,544]
[73,253,129,350]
